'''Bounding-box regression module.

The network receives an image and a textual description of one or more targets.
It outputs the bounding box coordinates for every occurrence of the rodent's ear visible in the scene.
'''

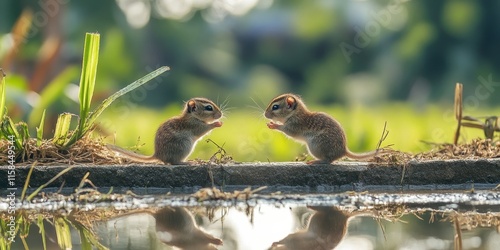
[187,100,196,113]
[286,96,297,109]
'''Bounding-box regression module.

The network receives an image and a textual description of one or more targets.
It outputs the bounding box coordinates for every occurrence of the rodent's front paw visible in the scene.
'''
[212,121,223,127]
[267,122,280,129]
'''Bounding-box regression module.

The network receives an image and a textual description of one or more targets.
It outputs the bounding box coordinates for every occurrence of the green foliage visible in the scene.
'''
[52,112,74,147]
[27,66,80,127]
[0,32,169,159]
[0,217,15,250]
[72,219,109,250]
[17,214,30,249]
[49,33,102,149]
[442,1,479,37]
[26,165,76,202]
[58,33,170,149]
[17,122,30,144]
[13,164,109,249]
[1,208,109,250]
[78,33,100,139]
[54,217,72,249]
[1,118,23,152]
[36,215,47,250]
[84,65,169,133]
[0,69,5,121]
[36,110,45,146]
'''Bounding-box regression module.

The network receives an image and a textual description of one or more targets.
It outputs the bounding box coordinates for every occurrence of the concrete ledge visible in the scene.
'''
[1,159,499,190]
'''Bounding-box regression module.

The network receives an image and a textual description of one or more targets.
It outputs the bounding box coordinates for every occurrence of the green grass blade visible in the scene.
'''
[70,218,109,250]
[36,109,46,146]
[26,166,75,201]
[28,66,79,126]
[37,215,47,250]
[52,113,73,147]
[1,117,23,150]
[18,215,30,249]
[84,66,170,131]
[18,122,30,143]
[79,228,92,250]
[54,217,72,249]
[21,163,36,201]
[78,33,100,138]
[0,69,6,122]
[0,218,13,250]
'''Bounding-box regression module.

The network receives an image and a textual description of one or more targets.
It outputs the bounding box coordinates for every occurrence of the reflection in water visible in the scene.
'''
[154,207,223,250]
[104,207,224,250]
[2,204,500,249]
[269,206,349,250]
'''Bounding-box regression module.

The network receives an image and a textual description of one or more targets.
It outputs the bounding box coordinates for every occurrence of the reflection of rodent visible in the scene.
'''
[269,206,349,250]
[109,97,223,164]
[264,93,378,164]
[154,207,223,250]
[110,207,223,250]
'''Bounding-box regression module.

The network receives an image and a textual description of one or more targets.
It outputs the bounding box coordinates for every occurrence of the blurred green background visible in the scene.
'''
[1,0,499,162]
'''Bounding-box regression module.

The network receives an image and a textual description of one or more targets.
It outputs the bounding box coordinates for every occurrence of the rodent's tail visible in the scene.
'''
[106,144,160,163]
[345,148,379,160]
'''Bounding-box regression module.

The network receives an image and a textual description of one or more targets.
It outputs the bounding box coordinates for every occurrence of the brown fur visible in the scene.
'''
[269,206,349,250]
[265,93,377,164]
[109,97,222,164]
[155,207,223,249]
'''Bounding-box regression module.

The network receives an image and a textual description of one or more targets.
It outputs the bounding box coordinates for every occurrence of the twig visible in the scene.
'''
[376,121,389,151]
[454,83,463,145]
[400,163,406,185]
[77,172,91,190]
[57,180,66,194]
[206,138,227,155]
[454,216,463,250]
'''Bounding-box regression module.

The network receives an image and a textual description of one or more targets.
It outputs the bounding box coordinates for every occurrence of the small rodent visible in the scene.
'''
[264,93,378,164]
[109,97,223,164]
[154,207,223,249]
[269,206,349,250]
[109,207,223,249]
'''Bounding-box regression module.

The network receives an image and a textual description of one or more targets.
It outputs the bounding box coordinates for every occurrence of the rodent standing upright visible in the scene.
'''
[109,97,223,164]
[264,93,378,164]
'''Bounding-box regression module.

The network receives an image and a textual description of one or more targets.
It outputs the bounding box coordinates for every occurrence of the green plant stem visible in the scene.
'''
[0,68,6,122]
[78,33,100,139]
[20,163,35,201]
[26,166,75,201]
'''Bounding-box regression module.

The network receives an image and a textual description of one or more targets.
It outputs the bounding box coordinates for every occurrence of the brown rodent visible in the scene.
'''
[154,207,223,249]
[264,93,378,164]
[109,97,223,164]
[109,207,223,249]
[269,206,349,250]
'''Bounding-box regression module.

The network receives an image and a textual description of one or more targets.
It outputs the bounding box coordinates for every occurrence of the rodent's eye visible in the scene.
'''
[272,104,279,110]
[204,105,213,111]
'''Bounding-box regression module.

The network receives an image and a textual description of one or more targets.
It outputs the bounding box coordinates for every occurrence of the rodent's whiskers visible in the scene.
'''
[218,95,233,114]
[216,95,233,121]
[248,97,266,118]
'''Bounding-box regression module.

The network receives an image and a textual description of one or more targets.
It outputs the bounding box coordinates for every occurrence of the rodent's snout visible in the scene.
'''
[264,111,273,119]
[214,112,222,119]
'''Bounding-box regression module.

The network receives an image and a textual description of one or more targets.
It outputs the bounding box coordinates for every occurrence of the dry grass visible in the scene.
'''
[0,135,237,166]
[447,211,500,231]
[0,136,125,165]
[191,186,268,202]
[372,138,500,164]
